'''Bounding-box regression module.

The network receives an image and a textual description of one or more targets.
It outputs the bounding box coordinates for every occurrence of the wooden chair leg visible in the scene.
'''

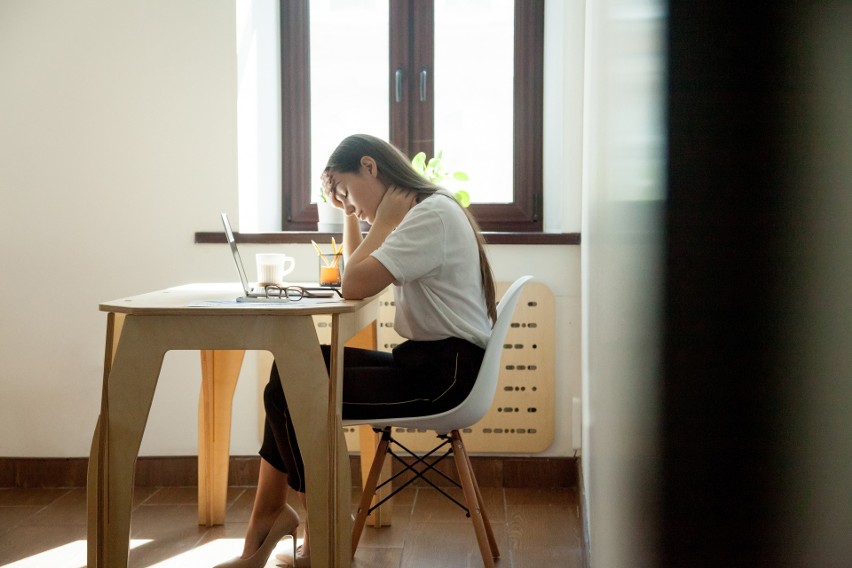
[463,436,500,558]
[351,428,391,558]
[450,430,499,568]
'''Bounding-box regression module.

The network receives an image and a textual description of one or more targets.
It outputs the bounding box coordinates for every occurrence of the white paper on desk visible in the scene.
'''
[187,298,342,307]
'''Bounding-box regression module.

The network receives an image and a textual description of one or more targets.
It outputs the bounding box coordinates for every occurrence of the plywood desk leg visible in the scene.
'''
[87,312,125,568]
[345,322,392,528]
[198,349,245,526]
[93,316,167,567]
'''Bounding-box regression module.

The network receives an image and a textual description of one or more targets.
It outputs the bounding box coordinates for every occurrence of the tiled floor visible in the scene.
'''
[0,485,582,567]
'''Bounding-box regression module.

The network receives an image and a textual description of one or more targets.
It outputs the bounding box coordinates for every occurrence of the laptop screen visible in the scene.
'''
[221,213,252,294]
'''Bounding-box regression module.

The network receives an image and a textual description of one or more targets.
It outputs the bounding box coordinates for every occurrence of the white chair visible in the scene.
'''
[346,275,534,568]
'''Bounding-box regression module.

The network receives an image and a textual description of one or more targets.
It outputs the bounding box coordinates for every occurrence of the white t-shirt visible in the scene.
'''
[371,190,492,349]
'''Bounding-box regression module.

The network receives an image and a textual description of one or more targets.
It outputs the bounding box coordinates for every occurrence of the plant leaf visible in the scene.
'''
[452,171,469,181]
[454,190,471,208]
[411,152,426,173]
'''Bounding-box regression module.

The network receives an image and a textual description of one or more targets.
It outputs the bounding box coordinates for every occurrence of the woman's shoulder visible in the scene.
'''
[414,190,463,215]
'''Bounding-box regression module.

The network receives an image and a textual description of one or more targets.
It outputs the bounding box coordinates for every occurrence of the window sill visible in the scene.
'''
[195,231,580,245]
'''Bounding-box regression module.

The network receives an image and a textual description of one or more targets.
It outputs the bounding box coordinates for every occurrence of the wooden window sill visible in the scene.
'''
[195,231,580,245]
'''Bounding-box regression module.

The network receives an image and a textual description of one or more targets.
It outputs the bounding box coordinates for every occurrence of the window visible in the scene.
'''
[280,0,543,232]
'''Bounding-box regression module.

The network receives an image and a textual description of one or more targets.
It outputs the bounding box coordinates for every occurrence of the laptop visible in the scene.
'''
[220,213,340,302]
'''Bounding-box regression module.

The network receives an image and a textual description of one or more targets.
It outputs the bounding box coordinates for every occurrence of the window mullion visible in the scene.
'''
[389,0,411,156]
[280,0,313,230]
[409,0,434,158]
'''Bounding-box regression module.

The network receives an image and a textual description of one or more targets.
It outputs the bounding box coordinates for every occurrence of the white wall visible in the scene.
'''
[0,0,240,457]
[0,0,582,460]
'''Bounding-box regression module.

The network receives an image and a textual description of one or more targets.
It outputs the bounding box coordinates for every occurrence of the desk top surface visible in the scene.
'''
[100,283,376,316]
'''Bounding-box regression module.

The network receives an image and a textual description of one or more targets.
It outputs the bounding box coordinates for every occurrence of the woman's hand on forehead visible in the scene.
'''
[321,171,346,208]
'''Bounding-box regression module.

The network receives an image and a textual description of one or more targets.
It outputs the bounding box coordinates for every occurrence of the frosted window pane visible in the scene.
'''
[434,0,514,203]
[310,0,388,202]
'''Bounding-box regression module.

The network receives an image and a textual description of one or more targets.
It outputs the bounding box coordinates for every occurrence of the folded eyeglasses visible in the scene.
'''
[263,285,343,300]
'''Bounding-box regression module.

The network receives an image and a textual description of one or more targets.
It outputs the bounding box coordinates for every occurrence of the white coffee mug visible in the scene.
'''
[255,253,295,285]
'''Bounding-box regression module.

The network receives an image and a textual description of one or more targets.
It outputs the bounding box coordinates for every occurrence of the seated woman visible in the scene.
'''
[214,134,496,568]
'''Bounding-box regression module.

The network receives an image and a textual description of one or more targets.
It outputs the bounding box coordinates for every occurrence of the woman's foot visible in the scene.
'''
[213,504,299,568]
[275,543,310,568]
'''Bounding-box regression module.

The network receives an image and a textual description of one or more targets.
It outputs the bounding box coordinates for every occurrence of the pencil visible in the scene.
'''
[312,240,333,267]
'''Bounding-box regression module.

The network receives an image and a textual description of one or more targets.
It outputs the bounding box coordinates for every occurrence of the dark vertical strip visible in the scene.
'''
[389,0,411,156]
[409,0,434,157]
[281,0,314,230]
[662,2,793,565]
[513,0,543,226]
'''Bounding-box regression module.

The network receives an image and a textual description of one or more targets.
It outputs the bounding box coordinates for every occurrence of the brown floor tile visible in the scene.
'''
[25,487,87,526]
[511,547,584,568]
[506,502,582,551]
[0,485,582,568]
[412,486,506,523]
[0,524,87,566]
[143,486,201,505]
[353,546,404,567]
[503,486,578,508]
[128,504,209,567]
[402,520,504,568]
[0,506,41,537]
[356,504,413,549]
[131,485,159,508]
[0,487,71,507]
[223,487,256,523]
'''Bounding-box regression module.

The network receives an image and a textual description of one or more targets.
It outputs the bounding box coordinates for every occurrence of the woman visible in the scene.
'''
[215,134,496,568]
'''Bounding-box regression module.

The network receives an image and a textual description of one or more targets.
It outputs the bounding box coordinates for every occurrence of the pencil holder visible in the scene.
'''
[319,253,343,286]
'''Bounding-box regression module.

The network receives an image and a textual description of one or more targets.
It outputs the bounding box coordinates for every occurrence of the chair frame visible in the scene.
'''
[348,276,534,568]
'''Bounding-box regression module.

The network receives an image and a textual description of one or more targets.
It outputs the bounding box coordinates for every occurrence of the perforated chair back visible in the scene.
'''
[344,275,534,434]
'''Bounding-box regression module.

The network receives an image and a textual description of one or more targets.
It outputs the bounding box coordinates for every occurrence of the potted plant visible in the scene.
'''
[317,188,344,233]
[410,150,471,207]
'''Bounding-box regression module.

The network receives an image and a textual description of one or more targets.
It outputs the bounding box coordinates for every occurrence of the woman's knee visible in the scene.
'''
[263,375,285,414]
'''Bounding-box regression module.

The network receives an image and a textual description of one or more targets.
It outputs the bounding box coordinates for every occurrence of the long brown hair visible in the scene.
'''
[323,134,497,323]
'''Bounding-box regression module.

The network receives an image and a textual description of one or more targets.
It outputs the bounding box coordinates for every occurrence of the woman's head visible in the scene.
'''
[323,134,440,194]
[321,135,442,222]
[321,134,497,322]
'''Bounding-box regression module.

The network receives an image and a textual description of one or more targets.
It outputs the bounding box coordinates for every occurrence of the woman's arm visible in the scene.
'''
[341,186,415,299]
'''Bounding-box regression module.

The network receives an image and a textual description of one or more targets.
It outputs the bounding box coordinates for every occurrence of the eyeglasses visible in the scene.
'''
[263,285,305,301]
[262,285,344,300]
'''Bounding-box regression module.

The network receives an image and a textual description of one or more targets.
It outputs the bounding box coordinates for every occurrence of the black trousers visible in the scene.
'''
[259,337,485,492]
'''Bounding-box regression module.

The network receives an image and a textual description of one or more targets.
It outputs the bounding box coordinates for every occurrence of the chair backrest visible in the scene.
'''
[347,275,534,433]
[440,275,534,431]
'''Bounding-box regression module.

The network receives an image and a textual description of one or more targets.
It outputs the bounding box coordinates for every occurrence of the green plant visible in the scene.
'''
[411,151,471,207]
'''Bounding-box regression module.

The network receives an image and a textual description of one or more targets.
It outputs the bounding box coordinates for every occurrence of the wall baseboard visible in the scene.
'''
[0,455,576,489]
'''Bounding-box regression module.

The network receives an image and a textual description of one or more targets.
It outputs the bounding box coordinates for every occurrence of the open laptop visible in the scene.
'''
[220,213,340,302]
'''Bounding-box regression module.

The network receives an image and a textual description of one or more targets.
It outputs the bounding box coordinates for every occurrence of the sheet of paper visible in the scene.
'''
[187,297,343,308]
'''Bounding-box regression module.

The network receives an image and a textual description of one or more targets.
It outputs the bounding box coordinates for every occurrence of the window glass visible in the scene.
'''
[434,0,515,203]
[310,0,389,202]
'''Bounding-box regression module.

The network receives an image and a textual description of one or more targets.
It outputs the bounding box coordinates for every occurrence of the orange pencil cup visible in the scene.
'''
[319,253,343,286]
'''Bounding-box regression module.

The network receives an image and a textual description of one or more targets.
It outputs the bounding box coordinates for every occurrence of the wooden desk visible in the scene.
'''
[87,283,378,568]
